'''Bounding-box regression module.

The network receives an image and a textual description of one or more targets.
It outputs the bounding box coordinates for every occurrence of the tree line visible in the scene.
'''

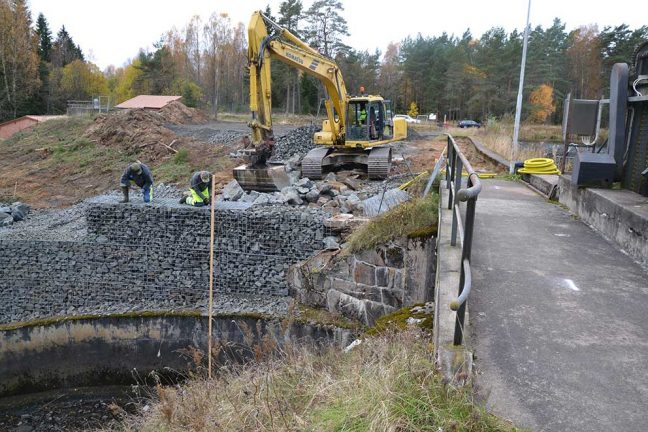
[1,0,647,124]
[0,0,102,121]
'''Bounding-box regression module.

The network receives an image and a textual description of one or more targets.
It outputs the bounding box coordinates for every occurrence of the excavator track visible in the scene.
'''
[302,147,331,179]
[367,146,392,179]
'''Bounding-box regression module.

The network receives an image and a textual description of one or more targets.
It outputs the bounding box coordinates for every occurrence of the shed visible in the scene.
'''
[115,95,182,110]
[0,115,66,140]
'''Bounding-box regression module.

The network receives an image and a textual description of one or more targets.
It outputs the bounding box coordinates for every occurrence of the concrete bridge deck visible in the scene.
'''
[470,179,648,431]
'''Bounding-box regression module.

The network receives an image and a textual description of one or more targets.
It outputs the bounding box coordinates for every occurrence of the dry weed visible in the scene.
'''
[115,328,516,432]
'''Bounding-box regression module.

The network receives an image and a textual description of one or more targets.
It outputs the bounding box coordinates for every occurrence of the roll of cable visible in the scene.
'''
[517,158,561,175]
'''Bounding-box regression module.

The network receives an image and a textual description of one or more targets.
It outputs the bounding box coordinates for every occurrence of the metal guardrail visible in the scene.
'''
[444,134,481,345]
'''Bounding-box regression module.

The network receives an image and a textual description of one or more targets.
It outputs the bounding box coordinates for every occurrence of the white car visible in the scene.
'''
[394,114,421,124]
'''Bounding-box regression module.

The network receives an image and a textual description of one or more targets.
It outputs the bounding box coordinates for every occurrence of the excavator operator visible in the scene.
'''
[358,104,367,125]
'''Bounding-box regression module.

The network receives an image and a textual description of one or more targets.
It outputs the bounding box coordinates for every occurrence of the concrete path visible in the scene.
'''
[470,179,648,432]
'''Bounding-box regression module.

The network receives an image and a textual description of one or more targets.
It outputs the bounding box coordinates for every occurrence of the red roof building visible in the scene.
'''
[0,115,66,140]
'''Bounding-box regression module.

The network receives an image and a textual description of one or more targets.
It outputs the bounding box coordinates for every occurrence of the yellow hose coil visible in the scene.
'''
[518,158,561,175]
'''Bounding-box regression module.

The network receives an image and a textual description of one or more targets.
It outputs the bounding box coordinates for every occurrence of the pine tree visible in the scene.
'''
[304,0,349,58]
[51,26,84,68]
[35,13,52,62]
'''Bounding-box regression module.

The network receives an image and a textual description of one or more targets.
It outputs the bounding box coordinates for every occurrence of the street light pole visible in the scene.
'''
[511,0,532,173]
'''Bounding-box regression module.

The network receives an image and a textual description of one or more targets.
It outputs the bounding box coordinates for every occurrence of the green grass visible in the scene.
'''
[3,115,96,151]
[346,191,439,254]
[114,327,520,432]
[498,172,522,182]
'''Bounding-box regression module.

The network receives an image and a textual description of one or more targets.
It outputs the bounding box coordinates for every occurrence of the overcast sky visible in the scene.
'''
[29,0,647,70]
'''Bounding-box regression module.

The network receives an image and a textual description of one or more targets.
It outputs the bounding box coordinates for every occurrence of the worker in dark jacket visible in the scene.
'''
[179,171,212,206]
[120,162,154,203]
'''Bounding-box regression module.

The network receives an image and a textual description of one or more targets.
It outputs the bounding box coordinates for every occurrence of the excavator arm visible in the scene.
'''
[247,11,348,145]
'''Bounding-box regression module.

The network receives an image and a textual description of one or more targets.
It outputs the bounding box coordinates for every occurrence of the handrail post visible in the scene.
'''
[453,181,478,345]
[450,157,462,247]
[446,136,453,209]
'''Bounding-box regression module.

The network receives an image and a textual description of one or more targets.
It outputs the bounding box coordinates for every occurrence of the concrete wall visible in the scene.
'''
[559,176,648,266]
[0,315,354,397]
[0,200,329,324]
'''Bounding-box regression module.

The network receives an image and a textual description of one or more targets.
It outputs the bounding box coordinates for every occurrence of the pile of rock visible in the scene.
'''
[220,173,369,216]
[270,125,319,162]
[0,202,31,227]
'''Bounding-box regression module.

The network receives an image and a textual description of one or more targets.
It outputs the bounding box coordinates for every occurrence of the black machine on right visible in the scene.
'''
[565,40,648,196]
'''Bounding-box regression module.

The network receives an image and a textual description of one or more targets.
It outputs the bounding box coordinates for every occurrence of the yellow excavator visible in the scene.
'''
[235,10,407,190]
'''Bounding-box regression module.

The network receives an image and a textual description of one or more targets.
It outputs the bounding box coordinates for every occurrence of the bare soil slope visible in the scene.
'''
[0,104,237,208]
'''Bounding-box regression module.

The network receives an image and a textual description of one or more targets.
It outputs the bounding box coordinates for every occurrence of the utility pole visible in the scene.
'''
[511,0,532,173]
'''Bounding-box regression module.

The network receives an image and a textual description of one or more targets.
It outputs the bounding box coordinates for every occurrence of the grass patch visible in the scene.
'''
[2,115,95,151]
[498,172,522,182]
[346,192,439,254]
[114,327,519,431]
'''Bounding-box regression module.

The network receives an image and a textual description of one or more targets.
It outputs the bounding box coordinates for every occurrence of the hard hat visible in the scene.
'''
[130,162,142,174]
[200,171,211,183]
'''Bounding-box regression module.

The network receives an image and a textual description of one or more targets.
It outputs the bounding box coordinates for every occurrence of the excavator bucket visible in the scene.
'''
[233,164,292,192]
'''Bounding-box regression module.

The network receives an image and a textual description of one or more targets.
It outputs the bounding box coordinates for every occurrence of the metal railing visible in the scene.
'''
[444,135,482,345]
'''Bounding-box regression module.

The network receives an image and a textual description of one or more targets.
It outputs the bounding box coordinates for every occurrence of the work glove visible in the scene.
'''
[204,196,211,205]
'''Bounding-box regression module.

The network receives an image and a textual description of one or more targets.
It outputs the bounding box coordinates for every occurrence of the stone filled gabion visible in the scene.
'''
[270,125,320,162]
[0,199,329,324]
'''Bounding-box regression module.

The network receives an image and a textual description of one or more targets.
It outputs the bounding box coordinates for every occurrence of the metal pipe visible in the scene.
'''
[452,259,472,345]
[451,259,472,311]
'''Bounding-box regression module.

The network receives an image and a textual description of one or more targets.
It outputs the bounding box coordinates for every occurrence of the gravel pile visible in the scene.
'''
[207,130,245,145]
[271,125,320,162]
[168,125,244,146]
[0,184,182,241]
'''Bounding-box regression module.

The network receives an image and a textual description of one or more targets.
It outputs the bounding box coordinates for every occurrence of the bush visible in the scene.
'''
[174,148,189,164]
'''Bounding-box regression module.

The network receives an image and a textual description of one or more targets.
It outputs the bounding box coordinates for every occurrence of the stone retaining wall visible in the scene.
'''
[288,237,436,326]
[0,199,329,324]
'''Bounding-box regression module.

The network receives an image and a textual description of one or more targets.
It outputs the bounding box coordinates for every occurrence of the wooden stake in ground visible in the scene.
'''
[208,175,216,379]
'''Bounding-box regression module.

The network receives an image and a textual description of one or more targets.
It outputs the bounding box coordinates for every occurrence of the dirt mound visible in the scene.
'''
[159,101,208,124]
[84,109,193,160]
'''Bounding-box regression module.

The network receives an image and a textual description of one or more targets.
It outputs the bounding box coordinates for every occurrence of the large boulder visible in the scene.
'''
[281,187,303,205]
[11,202,31,215]
[11,209,25,222]
[305,189,320,203]
[222,180,244,201]
[0,212,13,227]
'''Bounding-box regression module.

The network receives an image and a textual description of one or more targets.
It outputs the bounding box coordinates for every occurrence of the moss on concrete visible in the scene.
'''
[297,304,364,331]
[0,310,203,331]
[365,304,434,337]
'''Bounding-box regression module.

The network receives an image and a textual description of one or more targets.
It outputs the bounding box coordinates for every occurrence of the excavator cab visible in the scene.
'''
[346,97,393,143]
